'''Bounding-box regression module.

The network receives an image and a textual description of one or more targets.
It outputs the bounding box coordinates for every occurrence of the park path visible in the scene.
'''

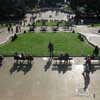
[0,57,100,100]
[75,25,100,48]
[0,13,31,45]
[0,28,11,44]
[0,26,29,45]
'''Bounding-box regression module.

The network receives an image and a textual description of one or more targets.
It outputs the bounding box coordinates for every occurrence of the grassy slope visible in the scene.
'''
[0,32,93,56]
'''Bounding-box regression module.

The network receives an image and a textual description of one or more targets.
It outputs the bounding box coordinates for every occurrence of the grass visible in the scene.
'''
[0,32,93,56]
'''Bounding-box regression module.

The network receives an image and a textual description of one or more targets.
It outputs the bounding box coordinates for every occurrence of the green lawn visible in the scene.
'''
[0,32,93,56]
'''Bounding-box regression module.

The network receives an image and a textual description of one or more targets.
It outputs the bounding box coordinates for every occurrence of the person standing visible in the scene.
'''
[48,42,54,58]
[86,56,91,71]
[11,27,13,34]
[93,46,99,56]
[8,26,10,33]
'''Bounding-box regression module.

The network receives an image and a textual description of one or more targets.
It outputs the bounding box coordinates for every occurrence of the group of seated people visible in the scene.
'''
[54,53,70,65]
[58,53,70,64]
[14,53,33,61]
[14,53,25,59]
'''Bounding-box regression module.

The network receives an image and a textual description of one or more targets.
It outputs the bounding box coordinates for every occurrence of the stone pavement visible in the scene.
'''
[75,25,100,48]
[0,57,100,100]
[0,26,29,45]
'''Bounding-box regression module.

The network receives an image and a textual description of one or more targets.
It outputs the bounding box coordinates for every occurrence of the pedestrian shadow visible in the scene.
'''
[10,61,32,75]
[52,63,72,74]
[44,58,52,72]
[82,71,90,91]
[0,56,4,68]
[91,64,100,71]
[84,63,99,73]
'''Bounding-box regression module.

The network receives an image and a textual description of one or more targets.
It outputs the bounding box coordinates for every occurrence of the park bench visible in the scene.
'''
[14,54,34,63]
[53,57,73,65]
[29,26,35,31]
[85,56,100,65]
[52,26,58,31]
[40,26,47,32]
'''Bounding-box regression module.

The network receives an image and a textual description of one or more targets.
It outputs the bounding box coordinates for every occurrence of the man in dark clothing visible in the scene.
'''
[48,42,54,58]
[64,53,69,64]
[93,46,99,56]
[86,56,91,71]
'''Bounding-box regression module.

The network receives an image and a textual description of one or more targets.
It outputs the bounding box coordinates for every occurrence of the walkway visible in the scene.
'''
[0,57,100,100]
[0,26,29,45]
[75,25,100,48]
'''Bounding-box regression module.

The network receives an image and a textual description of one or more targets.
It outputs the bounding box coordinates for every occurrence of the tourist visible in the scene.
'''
[18,25,21,32]
[48,42,54,58]
[64,53,69,64]
[8,26,10,33]
[86,56,91,71]
[11,27,13,34]
[16,25,19,33]
[59,53,64,64]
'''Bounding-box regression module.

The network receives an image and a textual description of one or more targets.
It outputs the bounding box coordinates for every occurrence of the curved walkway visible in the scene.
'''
[75,25,100,48]
[0,26,29,45]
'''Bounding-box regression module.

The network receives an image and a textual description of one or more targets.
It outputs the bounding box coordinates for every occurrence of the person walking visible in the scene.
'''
[86,56,91,71]
[48,42,54,58]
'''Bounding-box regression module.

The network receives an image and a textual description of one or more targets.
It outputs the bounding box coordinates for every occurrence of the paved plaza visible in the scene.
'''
[0,10,100,100]
[0,57,100,100]
[75,25,100,48]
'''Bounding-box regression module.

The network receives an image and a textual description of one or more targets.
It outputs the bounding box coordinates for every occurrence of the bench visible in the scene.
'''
[14,55,34,63]
[85,56,100,60]
[53,57,73,65]
[85,56,100,65]
[52,27,58,31]
[40,26,47,32]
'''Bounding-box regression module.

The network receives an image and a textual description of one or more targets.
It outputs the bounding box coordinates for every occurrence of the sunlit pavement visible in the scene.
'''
[0,57,100,100]
[75,25,100,48]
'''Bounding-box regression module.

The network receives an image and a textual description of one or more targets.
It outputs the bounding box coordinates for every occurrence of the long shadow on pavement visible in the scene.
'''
[52,63,72,74]
[10,61,32,75]
[44,58,52,72]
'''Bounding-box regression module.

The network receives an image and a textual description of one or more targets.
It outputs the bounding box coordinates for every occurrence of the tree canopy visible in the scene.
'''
[70,0,100,18]
[0,0,100,20]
